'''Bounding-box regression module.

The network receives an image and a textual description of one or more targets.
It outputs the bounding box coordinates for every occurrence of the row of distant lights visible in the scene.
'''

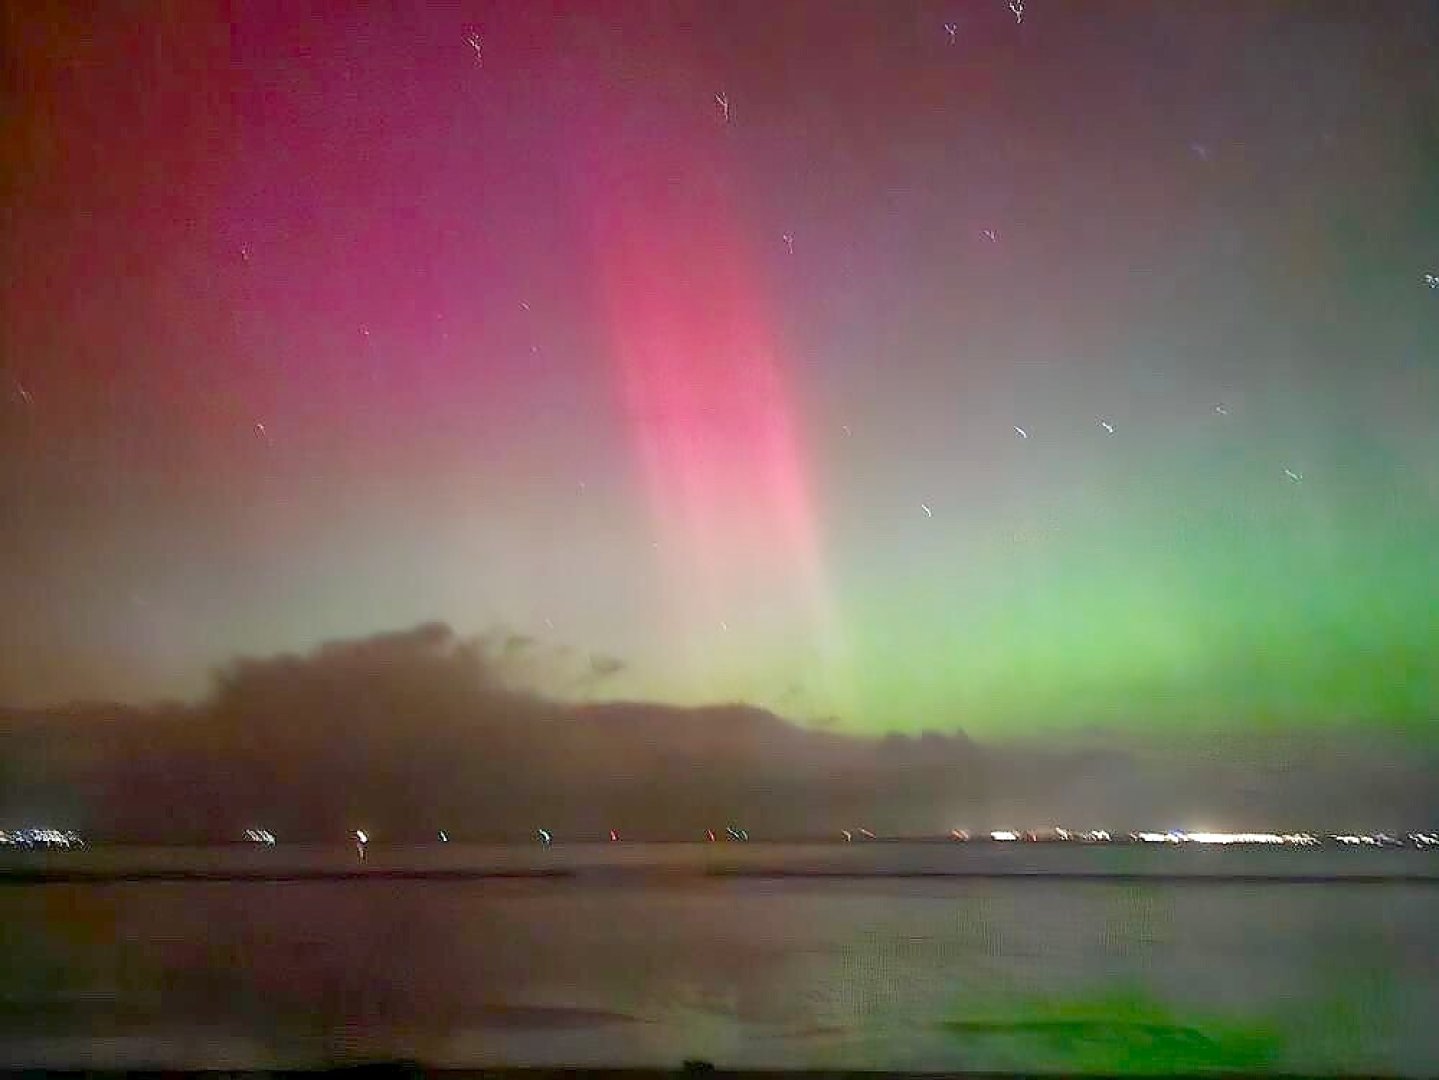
[6,827,1432,849]
[1121,831,1318,846]
[983,829,1439,848]
[1334,832,1438,848]
[227,827,1439,848]
[6,827,1435,849]
[4,827,1431,850]
[0,828,86,848]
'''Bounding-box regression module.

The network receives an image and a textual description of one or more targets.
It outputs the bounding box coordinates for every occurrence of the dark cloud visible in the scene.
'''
[1,624,1435,840]
[588,653,625,679]
[569,652,628,695]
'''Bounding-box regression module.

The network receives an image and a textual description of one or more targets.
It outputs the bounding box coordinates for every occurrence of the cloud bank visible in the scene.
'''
[1,624,1434,840]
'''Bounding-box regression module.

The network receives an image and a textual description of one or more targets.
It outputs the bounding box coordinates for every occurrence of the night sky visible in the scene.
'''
[3,1,1438,737]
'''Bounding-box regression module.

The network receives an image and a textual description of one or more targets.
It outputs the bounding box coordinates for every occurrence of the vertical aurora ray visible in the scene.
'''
[582,105,849,716]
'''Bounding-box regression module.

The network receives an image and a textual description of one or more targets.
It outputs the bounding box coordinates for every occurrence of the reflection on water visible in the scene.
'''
[1,844,1435,1073]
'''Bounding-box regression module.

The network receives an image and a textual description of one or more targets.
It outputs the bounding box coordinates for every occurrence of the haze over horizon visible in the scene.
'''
[4,622,1436,838]
[4,2,1438,741]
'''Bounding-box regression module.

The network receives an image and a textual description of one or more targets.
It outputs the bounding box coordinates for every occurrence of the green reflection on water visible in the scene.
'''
[942,989,1282,1074]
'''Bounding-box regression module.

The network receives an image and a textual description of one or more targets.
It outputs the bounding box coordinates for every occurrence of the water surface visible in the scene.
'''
[2,844,1434,1073]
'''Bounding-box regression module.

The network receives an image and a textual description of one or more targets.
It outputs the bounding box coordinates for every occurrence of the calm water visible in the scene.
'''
[2,844,1436,1073]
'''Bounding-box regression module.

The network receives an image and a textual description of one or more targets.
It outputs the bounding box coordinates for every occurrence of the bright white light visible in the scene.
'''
[354,830,368,844]
[1135,831,1321,845]
[0,828,84,848]
[990,830,1019,841]
[1188,832,1284,845]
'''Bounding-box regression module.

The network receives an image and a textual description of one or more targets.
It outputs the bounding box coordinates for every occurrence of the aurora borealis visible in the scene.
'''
[3,1,1438,738]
